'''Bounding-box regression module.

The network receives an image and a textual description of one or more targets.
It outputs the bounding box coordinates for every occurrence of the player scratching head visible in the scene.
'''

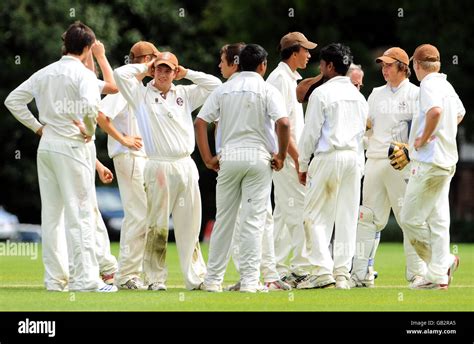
[150,52,187,95]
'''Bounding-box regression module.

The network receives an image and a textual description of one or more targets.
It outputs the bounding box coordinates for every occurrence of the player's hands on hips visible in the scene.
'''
[298,171,307,186]
[91,40,106,58]
[205,155,220,172]
[174,66,188,80]
[73,120,92,143]
[121,134,143,150]
[36,126,44,136]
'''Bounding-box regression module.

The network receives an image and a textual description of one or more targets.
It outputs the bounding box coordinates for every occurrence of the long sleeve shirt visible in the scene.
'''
[114,63,221,159]
[298,76,368,172]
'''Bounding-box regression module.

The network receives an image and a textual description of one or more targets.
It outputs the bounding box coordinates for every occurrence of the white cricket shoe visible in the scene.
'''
[240,282,268,293]
[96,283,118,292]
[408,275,424,289]
[282,273,309,288]
[409,277,448,290]
[296,274,336,289]
[120,277,146,290]
[148,282,167,291]
[349,273,375,288]
[226,281,241,292]
[200,282,223,293]
[335,276,351,289]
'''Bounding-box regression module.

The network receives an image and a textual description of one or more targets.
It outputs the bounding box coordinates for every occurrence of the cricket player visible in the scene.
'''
[196,44,290,293]
[5,22,116,292]
[98,41,159,290]
[296,63,364,103]
[401,44,464,290]
[214,43,290,291]
[266,32,316,286]
[297,43,368,290]
[85,39,121,285]
[114,51,221,290]
[351,47,427,288]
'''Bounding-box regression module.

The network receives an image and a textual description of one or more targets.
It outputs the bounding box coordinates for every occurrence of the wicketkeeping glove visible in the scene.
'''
[388,141,410,170]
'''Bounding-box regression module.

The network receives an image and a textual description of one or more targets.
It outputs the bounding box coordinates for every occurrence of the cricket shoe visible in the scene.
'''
[265,279,292,291]
[335,276,351,289]
[349,273,375,288]
[200,282,223,293]
[408,275,424,289]
[282,273,309,288]
[148,282,167,291]
[409,277,448,290]
[120,277,146,290]
[226,281,241,292]
[101,272,115,285]
[447,255,460,285]
[296,274,336,289]
[96,283,118,293]
[240,282,268,293]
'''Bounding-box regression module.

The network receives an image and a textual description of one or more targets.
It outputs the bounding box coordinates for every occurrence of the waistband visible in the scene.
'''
[41,125,85,144]
[147,154,190,162]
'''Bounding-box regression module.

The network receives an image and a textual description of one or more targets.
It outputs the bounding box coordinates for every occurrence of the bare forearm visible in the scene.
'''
[96,56,118,94]
[97,112,126,144]
[276,118,290,158]
[287,136,299,162]
[419,107,441,145]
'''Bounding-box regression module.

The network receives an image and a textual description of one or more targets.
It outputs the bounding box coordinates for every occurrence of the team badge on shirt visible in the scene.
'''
[176,97,184,106]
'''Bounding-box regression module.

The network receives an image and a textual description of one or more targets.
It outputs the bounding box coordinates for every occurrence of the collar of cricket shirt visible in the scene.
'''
[279,61,302,81]
[388,78,409,94]
[149,80,177,98]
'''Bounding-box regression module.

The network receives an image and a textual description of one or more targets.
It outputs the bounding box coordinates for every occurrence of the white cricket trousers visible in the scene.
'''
[37,134,100,291]
[304,150,361,278]
[273,156,310,276]
[87,142,117,276]
[205,149,273,289]
[113,153,148,286]
[230,198,280,283]
[400,161,456,285]
[142,156,206,290]
[352,158,426,282]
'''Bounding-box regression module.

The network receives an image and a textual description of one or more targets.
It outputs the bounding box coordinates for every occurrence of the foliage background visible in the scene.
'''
[1,0,473,239]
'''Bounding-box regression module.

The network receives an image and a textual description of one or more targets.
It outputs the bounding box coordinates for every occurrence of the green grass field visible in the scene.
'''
[0,242,472,311]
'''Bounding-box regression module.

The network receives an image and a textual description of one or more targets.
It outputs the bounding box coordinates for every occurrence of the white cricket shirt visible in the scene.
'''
[410,73,465,168]
[197,71,287,155]
[298,76,368,172]
[114,64,222,159]
[5,55,100,141]
[366,79,419,159]
[266,62,304,144]
[99,92,146,159]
